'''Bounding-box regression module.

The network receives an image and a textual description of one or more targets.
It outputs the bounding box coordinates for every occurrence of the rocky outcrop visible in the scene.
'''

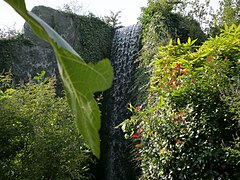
[0,6,114,82]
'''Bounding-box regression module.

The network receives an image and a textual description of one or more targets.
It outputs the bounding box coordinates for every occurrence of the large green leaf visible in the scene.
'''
[5,0,114,158]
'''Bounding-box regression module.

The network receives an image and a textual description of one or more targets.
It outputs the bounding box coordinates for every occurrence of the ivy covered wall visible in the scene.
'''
[0,6,114,82]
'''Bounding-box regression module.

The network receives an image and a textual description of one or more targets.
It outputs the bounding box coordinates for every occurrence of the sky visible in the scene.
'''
[0,0,220,31]
[0,0,148,31]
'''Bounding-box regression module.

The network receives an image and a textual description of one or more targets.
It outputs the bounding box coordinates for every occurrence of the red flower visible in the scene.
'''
[176,63,181,68]
[174,118,179,122]
[137,128,143,135]
[182,70,187,75]
[132,134,139,139]
[179,111,183,116]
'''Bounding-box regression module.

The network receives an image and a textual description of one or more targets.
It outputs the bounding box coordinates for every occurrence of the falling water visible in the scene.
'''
[100,24,142,180]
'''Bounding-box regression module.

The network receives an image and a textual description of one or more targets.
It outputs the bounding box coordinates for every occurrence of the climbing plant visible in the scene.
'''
[4,0,114,158]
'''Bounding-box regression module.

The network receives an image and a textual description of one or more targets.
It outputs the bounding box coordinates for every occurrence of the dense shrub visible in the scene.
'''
[121,24,240,179]
[139,0,207,48]
[0,73,94,179]
[133,0,207,106]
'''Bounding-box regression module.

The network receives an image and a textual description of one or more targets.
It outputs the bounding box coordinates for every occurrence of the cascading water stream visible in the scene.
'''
[100,24,141,180]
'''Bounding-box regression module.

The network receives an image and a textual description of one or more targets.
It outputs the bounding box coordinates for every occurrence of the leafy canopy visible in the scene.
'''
[4,0,114,158]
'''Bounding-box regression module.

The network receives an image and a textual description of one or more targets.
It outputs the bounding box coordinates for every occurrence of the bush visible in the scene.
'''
[121,24,240,179]
[0,73,94,179]
[133,0,207,106]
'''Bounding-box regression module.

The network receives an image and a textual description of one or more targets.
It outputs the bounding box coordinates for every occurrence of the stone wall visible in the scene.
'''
[0,6,114,82]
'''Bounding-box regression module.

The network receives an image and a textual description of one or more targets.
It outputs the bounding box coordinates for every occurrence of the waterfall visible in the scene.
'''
[100,24,141,180]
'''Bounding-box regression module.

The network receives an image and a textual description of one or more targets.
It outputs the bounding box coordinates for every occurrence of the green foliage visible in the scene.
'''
[58,0,86,15]
[0,74,94,179]
[33,70,49,83]
[0,33,30,73]
[217,0,240,26]
[72,15,114,64]
[103,11,122,28]
[134,0,207,106]
[5,0,114,158]
[121,25,240,179]
[173,0,213,32]
[139,0,206,45]
[209,0,240,36]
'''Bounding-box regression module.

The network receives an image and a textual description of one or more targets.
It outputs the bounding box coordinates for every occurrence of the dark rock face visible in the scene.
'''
[0,6,114,82]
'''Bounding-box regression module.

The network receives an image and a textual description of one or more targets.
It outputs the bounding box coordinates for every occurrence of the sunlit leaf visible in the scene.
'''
[187,37,191,44]
[177,38,181,45]
[5,0,114,158]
